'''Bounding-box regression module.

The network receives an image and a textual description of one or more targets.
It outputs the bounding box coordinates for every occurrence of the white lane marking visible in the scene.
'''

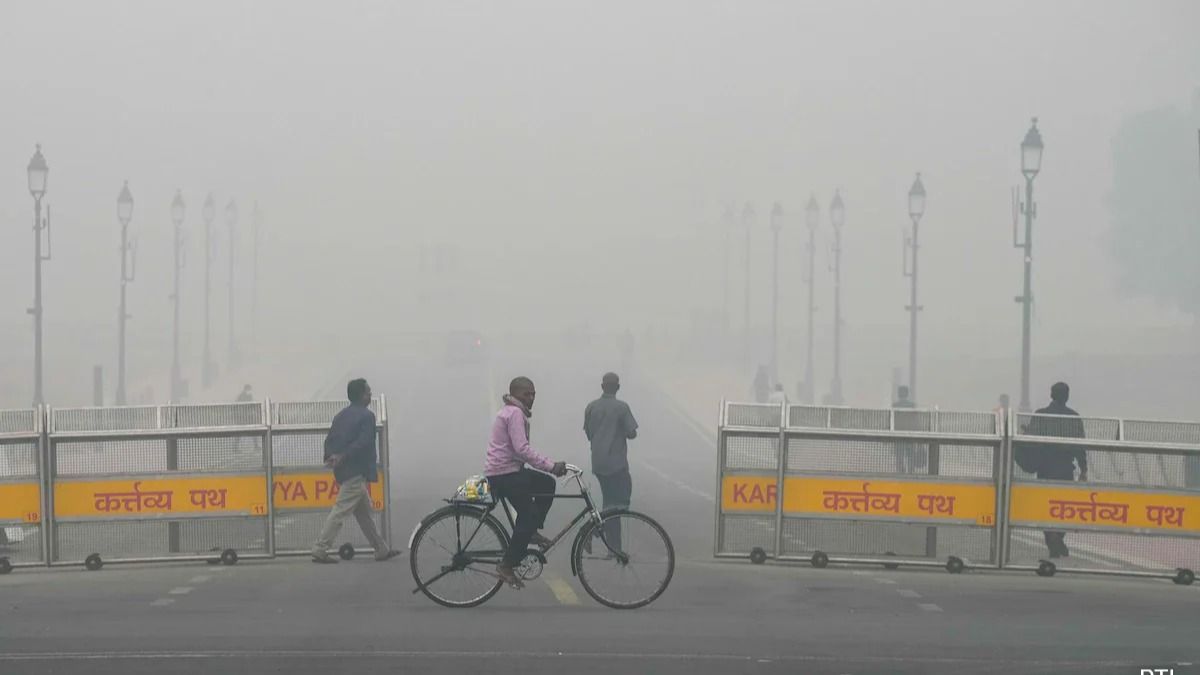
[0,650,1141,668]
[187,576,211,584]
[149,598,175,607]
[917,602,943,612]
[897,589,921,598]
[545,575,581,606]
[873,577,896,585]
[636,458,715,503]
[167,587,194,595]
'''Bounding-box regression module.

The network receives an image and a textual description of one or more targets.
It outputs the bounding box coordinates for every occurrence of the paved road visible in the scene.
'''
[2,348,1198,674]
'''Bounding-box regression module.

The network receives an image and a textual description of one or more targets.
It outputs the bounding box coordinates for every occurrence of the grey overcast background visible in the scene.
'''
[1,1,1199,414]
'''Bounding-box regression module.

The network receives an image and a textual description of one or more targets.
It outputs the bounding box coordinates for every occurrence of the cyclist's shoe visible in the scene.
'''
[530,533,553,550]
[496,564,525,589]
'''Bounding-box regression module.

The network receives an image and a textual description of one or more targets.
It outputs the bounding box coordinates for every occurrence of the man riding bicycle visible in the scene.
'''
[484,376,568,589]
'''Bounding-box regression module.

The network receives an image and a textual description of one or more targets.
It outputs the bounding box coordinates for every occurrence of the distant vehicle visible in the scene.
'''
[443,330,488,365]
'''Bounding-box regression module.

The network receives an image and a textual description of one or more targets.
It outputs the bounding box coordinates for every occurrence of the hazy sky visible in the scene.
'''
[1,0,1198,405]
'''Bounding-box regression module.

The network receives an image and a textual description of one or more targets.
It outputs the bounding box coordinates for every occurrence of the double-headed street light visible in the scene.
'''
[202,193,216,387]
[803,195,819,403]
[115,182,136,405]
[225,199,239,368]
[769,202,784,385]
[1016,118,1044,412]
[27,145,50,406]
[170,190,186,401]
[904,173,926,404]
[827,190,845,405]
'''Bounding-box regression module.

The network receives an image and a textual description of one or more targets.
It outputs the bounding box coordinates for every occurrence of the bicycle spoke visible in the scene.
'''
[576,511,674,609]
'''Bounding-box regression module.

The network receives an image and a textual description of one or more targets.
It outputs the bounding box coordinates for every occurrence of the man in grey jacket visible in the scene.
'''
[583,372,639,549]
[311,378,400,564]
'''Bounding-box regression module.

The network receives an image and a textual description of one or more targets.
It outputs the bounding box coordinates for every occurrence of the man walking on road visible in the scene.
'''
[584,372,639,549]
[311,378,400,564]
[1024,381,1088,559]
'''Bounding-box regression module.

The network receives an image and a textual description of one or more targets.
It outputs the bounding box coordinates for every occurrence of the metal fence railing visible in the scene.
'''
[716,401,1199,585]
[0,397,390,574]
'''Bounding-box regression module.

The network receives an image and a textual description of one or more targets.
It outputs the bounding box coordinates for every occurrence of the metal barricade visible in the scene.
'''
[1006,412,1199,583]
[46,402,272,568]
[269,397,391,558]
[0,408,45,572]
[716,401,1004,572]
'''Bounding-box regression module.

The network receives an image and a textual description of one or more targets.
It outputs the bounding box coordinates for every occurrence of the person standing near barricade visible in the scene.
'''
[1024,382,1087,559]
[311,378,400,564]
[583,372,639,552]
[892,386,924,473]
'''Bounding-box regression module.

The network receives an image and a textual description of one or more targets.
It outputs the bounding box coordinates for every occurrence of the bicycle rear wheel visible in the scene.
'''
[410,505,509,608]
[574,509,674,609]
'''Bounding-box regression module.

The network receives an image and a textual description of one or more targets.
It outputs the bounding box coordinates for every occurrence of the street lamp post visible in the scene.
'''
[26,145,50,406]
[722,205,734,340]
[769,202,783,385]
[828,190,845,405]
[202,193,216,387]
[904,173,926,403]
[251,201,261,362]
[804,195,819,403]
[170,190,186,401]
[226,199,239,368]
[741,202,755,370]
[1016,118,1043,412]
[115,182,136,405]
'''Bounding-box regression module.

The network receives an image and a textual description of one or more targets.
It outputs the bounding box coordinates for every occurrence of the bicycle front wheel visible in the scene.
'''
[410,505,509,608]
[574,509,674,609]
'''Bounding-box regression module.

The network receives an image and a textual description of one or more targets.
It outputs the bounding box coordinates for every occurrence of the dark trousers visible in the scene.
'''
[595,469,633,548]
[489,469,556,567]
[1044,530,1069,558]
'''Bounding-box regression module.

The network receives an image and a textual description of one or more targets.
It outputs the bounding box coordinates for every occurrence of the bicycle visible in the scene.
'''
[408,464,674,609]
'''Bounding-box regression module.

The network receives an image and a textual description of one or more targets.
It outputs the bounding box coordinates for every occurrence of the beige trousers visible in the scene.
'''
[311,476,386,558]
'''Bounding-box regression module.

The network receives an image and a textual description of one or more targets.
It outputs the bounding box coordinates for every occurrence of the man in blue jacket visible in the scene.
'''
[311,378,400,563]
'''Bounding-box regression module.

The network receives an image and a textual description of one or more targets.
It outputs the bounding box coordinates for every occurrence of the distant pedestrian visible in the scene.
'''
[236,384,254,402]
[752,366,769,403]
[768,383,788,405]
[892,386,923,473]
[1021,382,1087,559]
[584,373,639,551]
[311,378,400,564]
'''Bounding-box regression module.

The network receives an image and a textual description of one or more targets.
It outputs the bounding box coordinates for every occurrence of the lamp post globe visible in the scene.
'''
[805,195,819,231]
[118,181,134,226]
[830,190,845,230]
[908,173,926,223]
[27,145,48,197]
[171,190,186,227]
[1021,117,1043,179]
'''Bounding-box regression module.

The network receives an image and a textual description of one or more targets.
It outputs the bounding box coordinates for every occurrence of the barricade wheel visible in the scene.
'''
[0,557,11,575]
[206,546,222,565]
[811,551,829,569]
[946,556,965,574]
[338,543,356,561]
[1173,568,1195,586]
[749,547,767,565]
[1036,560,1056,577]
[883,551,900,570]
[84,554,104,572]
[220,549,239,566]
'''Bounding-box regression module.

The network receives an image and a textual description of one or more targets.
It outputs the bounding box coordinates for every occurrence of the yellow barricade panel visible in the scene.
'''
[1010,484,1199,534]
[0,482,42,523]
[55,476,268,518]
[783,478,996,525]
[272,472,386,512]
